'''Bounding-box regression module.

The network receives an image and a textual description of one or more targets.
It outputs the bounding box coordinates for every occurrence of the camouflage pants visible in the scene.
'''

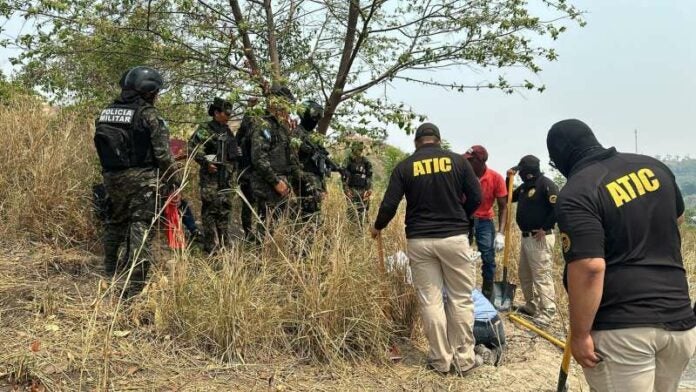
[346,187,370,227]
[297,173,324,224]
[251,180,292,240]
[103,168,158,294]
[200,182,233,253]
[239,177,255,241]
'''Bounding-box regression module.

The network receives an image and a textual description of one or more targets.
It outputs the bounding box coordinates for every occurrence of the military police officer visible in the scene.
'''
[236,98,260,241]
[248,85,304,238]
[188,97,239,253]
[291,100,341,222]
[509,155,559,327]
[94,66,180,296]
[343,142,373,226]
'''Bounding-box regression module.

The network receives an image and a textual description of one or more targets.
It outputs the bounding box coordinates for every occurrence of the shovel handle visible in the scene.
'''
[501,171,515,273]
[557,332,572,392]
[376,233,386,276]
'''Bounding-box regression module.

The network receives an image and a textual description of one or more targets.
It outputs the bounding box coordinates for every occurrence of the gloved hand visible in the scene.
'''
[494,232,505,251]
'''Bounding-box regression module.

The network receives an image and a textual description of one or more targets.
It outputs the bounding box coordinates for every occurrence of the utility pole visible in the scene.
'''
[634,129,638,153]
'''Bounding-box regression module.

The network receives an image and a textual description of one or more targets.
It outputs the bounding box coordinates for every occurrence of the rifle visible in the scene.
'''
[303,136,343,178]
[214,132,238,190]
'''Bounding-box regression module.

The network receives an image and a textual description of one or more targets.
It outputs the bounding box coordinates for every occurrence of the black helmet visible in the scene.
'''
[269,84,296,103]
[208,97,233,116]
[118,68,132,89]
[299,100,324,123]
[124,66,164,95]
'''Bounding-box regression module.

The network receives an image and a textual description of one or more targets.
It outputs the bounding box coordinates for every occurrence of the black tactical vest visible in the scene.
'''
[346,158,369,188]
[94,101,155,172]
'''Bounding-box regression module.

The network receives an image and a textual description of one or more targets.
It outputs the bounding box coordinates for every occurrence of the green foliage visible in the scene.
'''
[661,157,696,196]
[0,0,584,136]
[374,143,408,185]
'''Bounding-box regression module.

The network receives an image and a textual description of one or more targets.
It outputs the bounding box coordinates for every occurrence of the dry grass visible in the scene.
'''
[0,99,101,249]
[0,100,694,391]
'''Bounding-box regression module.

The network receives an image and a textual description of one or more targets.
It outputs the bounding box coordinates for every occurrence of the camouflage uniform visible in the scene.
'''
[188,120,237,252]
[96,94,179,294]
[292,124,333,222]
[249,114,303,237]
[236,113,256,240]
[343,154,373,226]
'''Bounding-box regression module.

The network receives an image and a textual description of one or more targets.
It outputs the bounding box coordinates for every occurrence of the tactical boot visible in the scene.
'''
[482,279,494,301]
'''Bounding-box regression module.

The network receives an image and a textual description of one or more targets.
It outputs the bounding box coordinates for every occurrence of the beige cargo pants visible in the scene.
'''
[584,327,696,392]
[407,234,476,373]
[518,234,557,323]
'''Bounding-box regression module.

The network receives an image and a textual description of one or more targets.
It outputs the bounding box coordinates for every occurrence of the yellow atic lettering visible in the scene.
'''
[439,157,452,172]
[638,168,660,192]
[628,172,646,195]
[423,159,433,174]
[413,161,426,177]
[615,175,637,198]
[433,158,441,173]
[606,182,632,207]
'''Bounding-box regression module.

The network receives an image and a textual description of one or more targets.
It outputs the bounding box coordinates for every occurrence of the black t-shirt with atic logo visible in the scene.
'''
[512,175,559,232]
[374,144,482,239]
[556,151,695,331]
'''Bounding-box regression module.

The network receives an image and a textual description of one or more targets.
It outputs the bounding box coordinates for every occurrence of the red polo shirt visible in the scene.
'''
[473,168,507,220]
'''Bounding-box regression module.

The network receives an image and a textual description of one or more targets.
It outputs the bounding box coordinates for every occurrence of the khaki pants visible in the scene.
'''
[584,327,696,392]
[407,235,476,373]
[518,234,556,321]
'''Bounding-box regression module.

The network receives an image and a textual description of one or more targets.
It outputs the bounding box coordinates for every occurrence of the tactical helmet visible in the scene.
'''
[208,97,233,117]
[118,68,132,89]
[124,66,164,95]
[269,84,296,103]
[299,100,324,123]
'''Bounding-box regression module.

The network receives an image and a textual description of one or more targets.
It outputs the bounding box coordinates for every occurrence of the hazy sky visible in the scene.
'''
[2,1,695,173]
[383,0,696,172]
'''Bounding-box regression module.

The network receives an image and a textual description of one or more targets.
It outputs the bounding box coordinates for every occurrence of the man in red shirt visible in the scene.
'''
[464,145,508,300]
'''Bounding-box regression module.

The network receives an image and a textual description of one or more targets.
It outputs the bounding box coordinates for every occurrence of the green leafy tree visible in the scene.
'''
[0,0,584,137]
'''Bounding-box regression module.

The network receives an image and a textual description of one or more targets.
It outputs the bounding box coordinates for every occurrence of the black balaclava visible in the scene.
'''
[546,119,606,178]
[299,101,324,132]
[517,155,541,183]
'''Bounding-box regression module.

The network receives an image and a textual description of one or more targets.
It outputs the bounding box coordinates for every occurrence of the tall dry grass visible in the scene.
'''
[0,99,100,248]
[145,187,416,364]
[2,98,696,376]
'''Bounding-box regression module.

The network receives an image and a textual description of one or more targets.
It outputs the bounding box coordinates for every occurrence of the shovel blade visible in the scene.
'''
[492,281,517,311]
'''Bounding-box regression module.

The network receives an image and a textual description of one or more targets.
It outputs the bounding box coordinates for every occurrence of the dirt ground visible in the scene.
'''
[0,243,689,392]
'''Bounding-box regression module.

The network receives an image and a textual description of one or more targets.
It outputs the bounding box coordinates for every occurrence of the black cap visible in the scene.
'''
[208,97,233,116]
[269,84,296,103]
[414,122,440,140]
[512,155,540,171]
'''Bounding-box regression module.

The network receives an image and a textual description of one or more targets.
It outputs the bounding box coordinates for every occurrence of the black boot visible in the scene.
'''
[482,279,494,301]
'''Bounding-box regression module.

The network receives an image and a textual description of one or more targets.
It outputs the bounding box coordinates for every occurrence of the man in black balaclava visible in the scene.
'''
[549,119,695,391]
[509,154,558,326]
[291,100,342,223]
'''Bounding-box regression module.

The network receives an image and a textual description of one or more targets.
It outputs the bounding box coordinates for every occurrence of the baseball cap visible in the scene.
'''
[414,122,441,140]
[463,145,488,162]
[512,154,540,171]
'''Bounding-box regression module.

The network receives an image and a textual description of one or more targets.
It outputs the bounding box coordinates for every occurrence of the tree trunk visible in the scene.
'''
[264,0,282,83]
[316,0,360,135]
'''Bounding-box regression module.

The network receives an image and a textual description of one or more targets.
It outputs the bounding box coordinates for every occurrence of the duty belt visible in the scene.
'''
[521,229,553,238]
